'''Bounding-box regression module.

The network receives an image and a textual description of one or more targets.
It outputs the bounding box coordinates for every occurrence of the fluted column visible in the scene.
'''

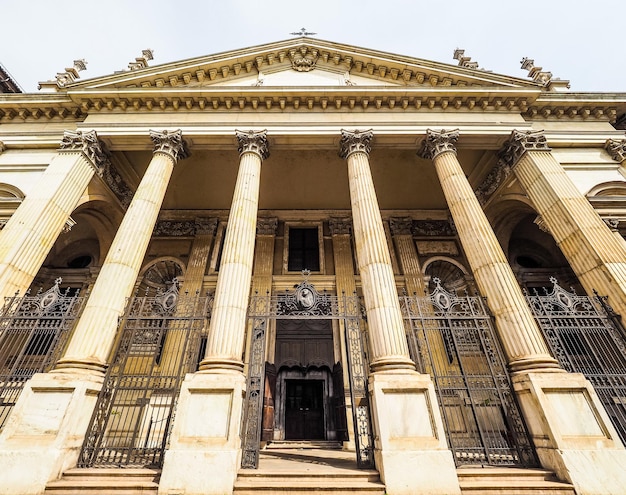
[0,130,107,301]
[182,217,218,294]
[200,130,269,373]
[390,217,427,296]
[502,130,626,320]
[339,130,414,373]
[55,130,189,374]
[420,129,558,373]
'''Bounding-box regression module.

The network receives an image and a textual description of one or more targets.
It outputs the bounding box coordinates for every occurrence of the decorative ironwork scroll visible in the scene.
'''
[0,279,87,430]
[526,278,626,444]
[241,273,374,469]
[78,281,213,467]
[401,278,536,467]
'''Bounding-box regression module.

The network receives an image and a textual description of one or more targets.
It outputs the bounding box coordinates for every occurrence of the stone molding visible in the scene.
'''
[329,217,352,235]
[256,217,278,236]
[605,138,626,163]
[150,129,190,162]
[338,129,373,159]
[235,130,270,160]
[58,129,109,175]
[389,217,413,235]
[418,129,459,161]
[195,217,218,236]
[497,129,551,169]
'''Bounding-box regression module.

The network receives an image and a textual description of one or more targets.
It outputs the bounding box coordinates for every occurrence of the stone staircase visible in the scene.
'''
[44,468,159,495]
[458,466,576,495]
[234,443,385,495]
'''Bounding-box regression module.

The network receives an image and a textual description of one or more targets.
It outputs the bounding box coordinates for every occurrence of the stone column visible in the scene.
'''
[0,130,107,302]
[199,130,269,373]
[419,129,558,373]
[159,130,269,495]
[339,130,460,495]
[55,130,189,374]
[0,130,189,495]
[389,217,427,296]
[182,217,218,295]
[500,130,626,321]
[421,129,626,495]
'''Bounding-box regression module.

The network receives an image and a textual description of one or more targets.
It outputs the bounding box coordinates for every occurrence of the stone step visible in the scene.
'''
[234,478,385,495]
[458,467,576,495]
[238,470,381,482]
[265,440,343,450]
[44,468,159,495]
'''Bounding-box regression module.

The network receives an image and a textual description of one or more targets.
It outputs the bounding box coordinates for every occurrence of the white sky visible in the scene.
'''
[2,0,624,93]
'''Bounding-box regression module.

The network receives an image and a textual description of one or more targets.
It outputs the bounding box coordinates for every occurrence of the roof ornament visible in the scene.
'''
[521,57,570,91]
[453,49,479,69]
[128,49,154,71]
[290,27,317,36]
[38,59,87,91]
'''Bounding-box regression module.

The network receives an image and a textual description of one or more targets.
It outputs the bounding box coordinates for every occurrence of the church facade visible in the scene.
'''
[1,38,626,494]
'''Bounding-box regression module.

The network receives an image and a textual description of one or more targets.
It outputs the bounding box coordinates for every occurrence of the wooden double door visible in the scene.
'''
[284,379,325,440]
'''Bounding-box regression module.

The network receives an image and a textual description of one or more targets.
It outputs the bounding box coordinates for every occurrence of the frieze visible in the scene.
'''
[418,129,459,161]
[150,129,190,162]
[59,130,109,175]
[329,218,352,235]
[413,219,455,237]
[389,217,413,236]
[339,129,373,159]
[195,217,218,236]
[236,130,270,160]
[475,160,512,205]
[498,130,551,169]
[416,240,458,255]
[153,220,196,237]
[102,161,133,209]
[605,138,626,163]
[256,217,278,236]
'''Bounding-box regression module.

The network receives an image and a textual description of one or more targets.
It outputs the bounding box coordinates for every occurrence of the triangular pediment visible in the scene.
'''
[65,37,542,92]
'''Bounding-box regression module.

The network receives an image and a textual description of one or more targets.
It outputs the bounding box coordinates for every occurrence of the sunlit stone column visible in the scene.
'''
[199,130,269,373]
[339,130,414,373]
[339,130,460,495]
[0,130,107,302]
[55,129,189,374]
[500,130,626,320]
[419,129,558,373]
[389,217,427,296]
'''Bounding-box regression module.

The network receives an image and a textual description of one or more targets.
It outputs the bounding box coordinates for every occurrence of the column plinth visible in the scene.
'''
[200,130,269,374]
[420,129,558,373]
[0,130,106,301]
[55,130,189,375]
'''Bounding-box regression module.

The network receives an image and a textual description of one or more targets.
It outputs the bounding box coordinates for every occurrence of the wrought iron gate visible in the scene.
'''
[526,278,626,445]
[401,278,536,467]
[0,279,86,430]
[241,276,374,469]
[79,280,212,467]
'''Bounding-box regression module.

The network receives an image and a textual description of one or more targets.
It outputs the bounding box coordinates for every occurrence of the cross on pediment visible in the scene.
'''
[290,27,317,36]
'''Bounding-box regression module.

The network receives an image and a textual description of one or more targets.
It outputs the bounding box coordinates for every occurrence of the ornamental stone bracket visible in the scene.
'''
[256,217,278,236]
[418,129,459,160]
[0,141,5,154]
[497,129,551,169]
[605,138,626,163]
[289,48,319,72]
[603,217,621,232]
[338,129,373,159]
[150,129,190,162]
[474,160,513,205]
[329,217,352,235]
[59,130,109,176]
[235,130,270,160]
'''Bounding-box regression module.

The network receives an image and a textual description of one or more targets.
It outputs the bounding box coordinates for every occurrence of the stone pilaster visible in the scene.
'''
[339,129,414,373]
[390,217,426,296]
[182,217,217,294]
[160,131,269,495]
[0,130,107,302]
[504,130,626,324]
[199,130,269,373]
[420,129,558,373]
[55,129,189,374]
[340,130,460,495]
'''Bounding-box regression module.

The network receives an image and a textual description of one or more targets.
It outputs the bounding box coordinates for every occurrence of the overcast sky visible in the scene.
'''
[2,0,624,93]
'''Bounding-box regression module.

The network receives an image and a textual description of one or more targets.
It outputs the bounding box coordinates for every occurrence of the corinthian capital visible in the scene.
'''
[236,130,270,160]
[59,129,109,176]
[605,138,626,163]
[339,129,373,159]
[418,129,459,160]
[498,129,551,168]
[150,129,190,162]
[256,217,278,236]
[329,218,352,235]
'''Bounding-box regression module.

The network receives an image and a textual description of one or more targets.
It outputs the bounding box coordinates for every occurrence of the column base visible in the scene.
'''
[368,371,461,495]
[158,371,246,495]
[0,371,103,495]
[513,371,626,495]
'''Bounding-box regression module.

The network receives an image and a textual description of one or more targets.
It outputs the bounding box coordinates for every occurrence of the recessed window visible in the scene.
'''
[288,227,320,272]
[516,256,541,268]
[67,255,92,268]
